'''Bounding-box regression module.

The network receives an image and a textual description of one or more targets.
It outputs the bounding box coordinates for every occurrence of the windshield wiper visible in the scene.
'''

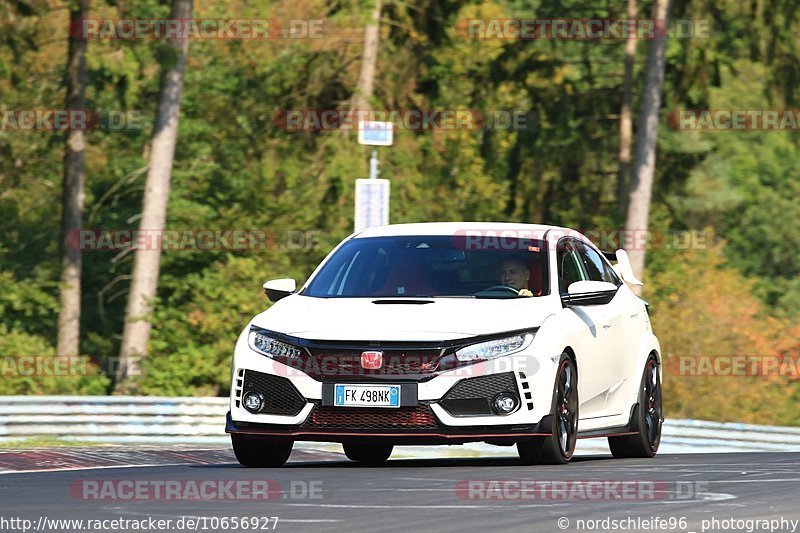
[414,295,476,299]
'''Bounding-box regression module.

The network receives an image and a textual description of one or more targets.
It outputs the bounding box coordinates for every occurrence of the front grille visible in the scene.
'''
[440,372,519,416]
[302,404,439,431]
[297,350,442,378]
[243,370,306,416]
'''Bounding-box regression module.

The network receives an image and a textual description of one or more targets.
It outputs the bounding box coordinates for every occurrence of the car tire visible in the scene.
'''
[231,434,293,467]
[518,354,578,465]
[608,354,662,458]
[343,442,393,464]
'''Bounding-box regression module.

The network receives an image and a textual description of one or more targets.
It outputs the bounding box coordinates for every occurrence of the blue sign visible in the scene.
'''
[358,120,394,146]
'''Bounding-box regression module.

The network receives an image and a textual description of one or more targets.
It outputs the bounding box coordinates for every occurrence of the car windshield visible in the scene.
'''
[302,235,549,299]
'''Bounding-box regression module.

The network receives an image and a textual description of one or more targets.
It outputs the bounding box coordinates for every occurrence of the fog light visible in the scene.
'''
[243,391,265,414]
[493,393,519,415]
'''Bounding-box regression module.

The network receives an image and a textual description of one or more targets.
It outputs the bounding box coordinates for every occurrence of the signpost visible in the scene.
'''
[354,121,393,232]
[357,120,393,147]
[354,178,390,233]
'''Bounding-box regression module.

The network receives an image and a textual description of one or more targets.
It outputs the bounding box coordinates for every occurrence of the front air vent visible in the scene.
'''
[234,368,244,408]
[243,370,306,416]
[519,371,533,410]
[440,372,519,416]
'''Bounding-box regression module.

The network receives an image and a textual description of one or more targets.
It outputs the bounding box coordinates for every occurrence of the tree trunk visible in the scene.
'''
[56,0,88,360]
[616,0,638,215]
[116,0,192,391]
[625,0,670,293]
[350,0,382,113]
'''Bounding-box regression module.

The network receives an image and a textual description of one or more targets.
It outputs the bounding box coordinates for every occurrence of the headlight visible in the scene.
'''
[248,329,303,359]
[455,333,533,362]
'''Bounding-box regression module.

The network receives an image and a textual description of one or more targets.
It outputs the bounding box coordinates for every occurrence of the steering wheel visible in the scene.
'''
[480,285,520,295]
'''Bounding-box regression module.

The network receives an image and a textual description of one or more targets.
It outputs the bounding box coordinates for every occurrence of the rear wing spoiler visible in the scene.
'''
[602,249,644,286]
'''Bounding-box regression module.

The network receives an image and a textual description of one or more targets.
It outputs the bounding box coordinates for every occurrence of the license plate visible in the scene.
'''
[334,384,401,408]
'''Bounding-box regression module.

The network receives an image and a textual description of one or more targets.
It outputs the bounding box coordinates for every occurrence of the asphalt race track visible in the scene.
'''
[1,448,799,533]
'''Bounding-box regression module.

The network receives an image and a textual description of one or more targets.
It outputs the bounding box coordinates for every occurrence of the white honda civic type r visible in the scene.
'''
[226,222,663,466]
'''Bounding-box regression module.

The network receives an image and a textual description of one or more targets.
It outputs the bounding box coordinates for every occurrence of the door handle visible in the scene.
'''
[602,324,611,329]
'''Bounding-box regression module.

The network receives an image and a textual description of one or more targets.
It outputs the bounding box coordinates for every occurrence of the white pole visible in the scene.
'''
[369,149,379,179]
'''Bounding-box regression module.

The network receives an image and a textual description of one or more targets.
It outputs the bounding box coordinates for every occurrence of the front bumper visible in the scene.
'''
[225,411,552,445]
[227,327,559,440]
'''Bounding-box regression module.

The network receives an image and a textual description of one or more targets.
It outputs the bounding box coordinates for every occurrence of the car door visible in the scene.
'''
[574,240,641,416]
[556,238,615,419]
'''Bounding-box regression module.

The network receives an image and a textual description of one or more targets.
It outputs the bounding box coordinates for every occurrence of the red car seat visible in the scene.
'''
[526,258,545,296]
[377,257,435,296]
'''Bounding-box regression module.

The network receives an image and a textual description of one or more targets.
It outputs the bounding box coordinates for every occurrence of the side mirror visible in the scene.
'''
[562,280,618,307]
[263,278,296,303]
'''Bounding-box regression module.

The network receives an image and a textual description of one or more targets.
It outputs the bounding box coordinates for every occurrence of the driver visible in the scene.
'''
[499,257,534,297]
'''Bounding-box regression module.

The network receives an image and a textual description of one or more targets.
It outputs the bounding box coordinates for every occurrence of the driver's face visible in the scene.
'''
[499,259,530,290]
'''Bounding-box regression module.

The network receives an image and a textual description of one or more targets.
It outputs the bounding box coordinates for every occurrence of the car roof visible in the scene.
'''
[353,222,584,241]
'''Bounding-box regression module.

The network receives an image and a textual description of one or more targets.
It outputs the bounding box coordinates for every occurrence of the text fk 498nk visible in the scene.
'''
[226,223,663,466]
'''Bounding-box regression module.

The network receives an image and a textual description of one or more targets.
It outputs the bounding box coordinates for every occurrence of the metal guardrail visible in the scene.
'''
[0,396,228,443]
[1,396,799,453]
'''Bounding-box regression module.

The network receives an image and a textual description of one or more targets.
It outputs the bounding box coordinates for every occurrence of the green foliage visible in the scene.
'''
[648,243,800,425]
[140,254,297,396]
[0,326,110,394]
[0,272,59,335]
[665,60,800,315]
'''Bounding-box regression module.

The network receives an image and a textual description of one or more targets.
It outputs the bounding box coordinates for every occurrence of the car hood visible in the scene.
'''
[251,294,556,341]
